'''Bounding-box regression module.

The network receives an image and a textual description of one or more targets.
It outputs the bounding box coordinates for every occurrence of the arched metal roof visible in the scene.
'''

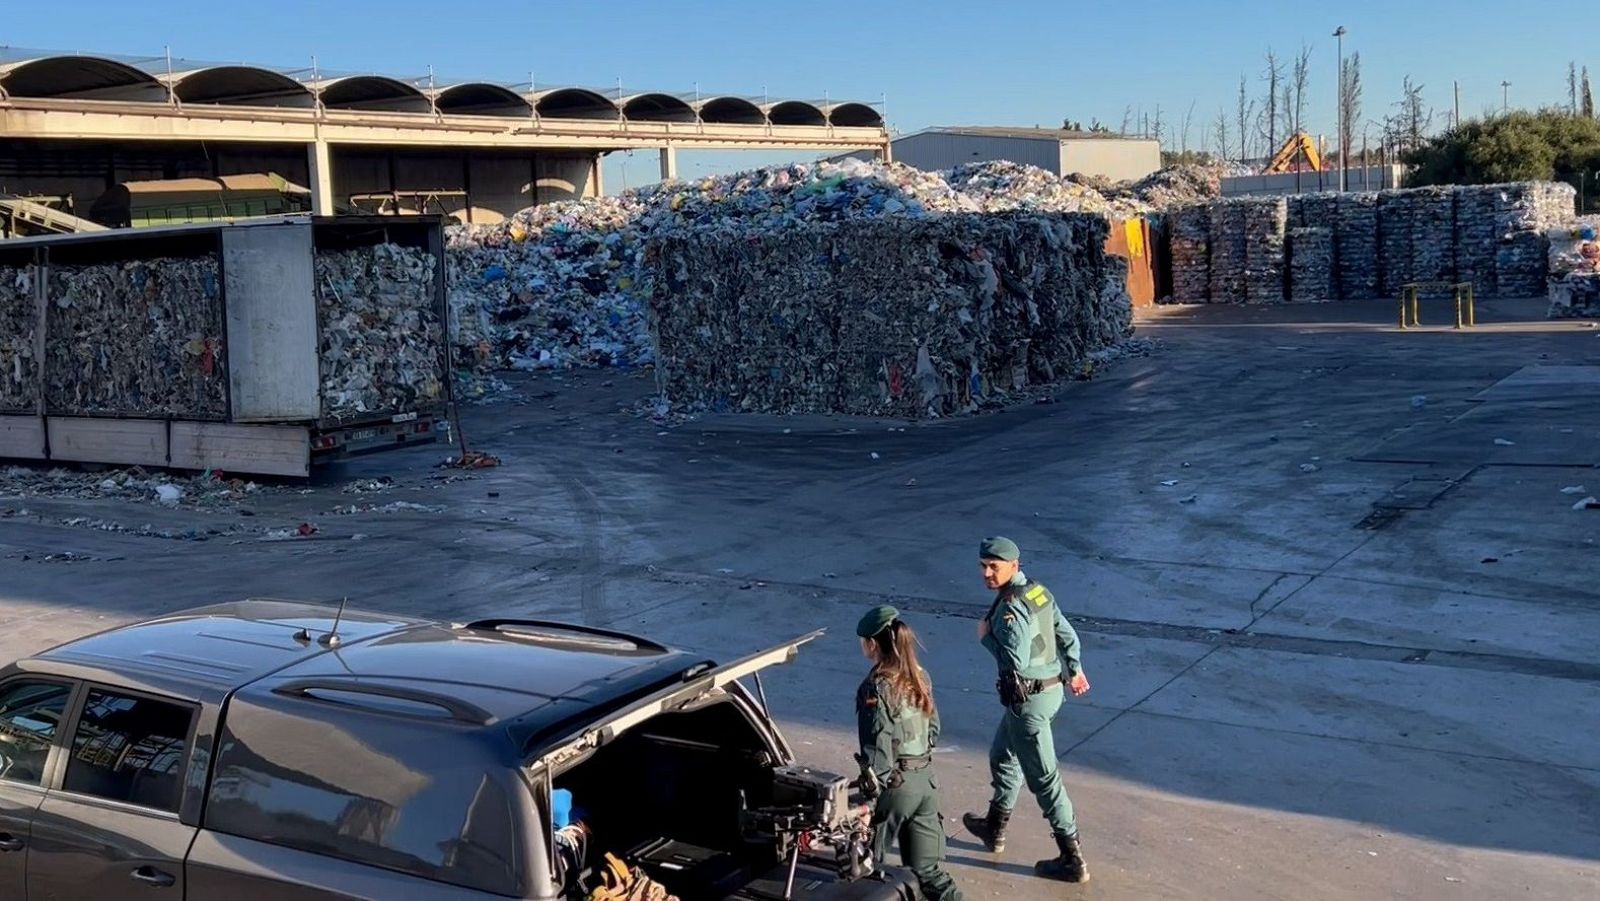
[317,75,432,113]
[696,96,765,125]
[532,88,619,121]
[434,83,531,117]
[0,55,168,101]
[621,92,695,123]
[167,66,314,107]
[767,100,826,127]
[827,102,882,128]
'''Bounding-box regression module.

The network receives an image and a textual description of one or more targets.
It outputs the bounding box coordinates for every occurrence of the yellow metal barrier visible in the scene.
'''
[1398,282,1475,329]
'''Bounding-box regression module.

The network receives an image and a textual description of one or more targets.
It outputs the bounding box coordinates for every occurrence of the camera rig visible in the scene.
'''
[739,765,876,898]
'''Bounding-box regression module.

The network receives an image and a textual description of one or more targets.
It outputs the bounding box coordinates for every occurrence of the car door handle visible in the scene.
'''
[0,833,22,852]
[129,865,176,888]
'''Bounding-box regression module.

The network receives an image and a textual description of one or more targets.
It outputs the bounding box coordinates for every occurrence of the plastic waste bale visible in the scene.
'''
[315,243,445,420]
[0,265,39,413]
[44,256,226,418]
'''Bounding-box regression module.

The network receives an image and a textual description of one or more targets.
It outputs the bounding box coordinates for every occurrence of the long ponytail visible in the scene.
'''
[870,619,935,715]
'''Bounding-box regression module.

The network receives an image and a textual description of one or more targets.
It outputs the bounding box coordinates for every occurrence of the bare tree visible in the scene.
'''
[1291,44,1312,136]
[1585,67,1595,118]
[1213,106,1231,164]
[1180,100,1197,153]
[1120,105,1133,135]
[1338,52,1363,174]
[1262,48,1286,154]
[1385,76,1432,153]
[1152,104,1164,147]
[1237,74,1256,163]
[1571,62,1580,115]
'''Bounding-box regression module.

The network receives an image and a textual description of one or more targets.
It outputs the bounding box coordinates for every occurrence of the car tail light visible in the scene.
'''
[313,435,338,450]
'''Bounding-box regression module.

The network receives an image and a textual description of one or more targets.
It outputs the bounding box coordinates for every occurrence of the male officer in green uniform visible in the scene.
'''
[855,605,965,901]
[962,537,1092,883]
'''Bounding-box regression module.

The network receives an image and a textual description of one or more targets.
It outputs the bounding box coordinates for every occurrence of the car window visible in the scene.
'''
[61,689,192,813]
[207,690,524,897]
[0,680,71,786]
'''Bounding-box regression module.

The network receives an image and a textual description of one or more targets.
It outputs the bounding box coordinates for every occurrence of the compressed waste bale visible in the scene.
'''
[43,256,225,418]
[1,266,38,413]
[1335,192,1379,300]
[1288,227,1336,303]
[1207,200,1247,304]
[1167,204,1210,303]
[1241,197,1288,304]
[315,243,446,420]
[1377,190,1415,298]
[1452,186,1499,298]
[1545,218,1600,319]
[1409,187,1457,292]
[646,213,1126,418]
[1492,182,1576,297]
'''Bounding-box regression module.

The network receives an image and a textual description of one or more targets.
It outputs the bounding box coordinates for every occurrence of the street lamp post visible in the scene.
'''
[1334,26,1348,192]
[1501,80,1511,114]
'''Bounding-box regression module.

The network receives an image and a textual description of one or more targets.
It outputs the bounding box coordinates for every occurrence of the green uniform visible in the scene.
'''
[856,672,964,901]
[979,571,1083,836]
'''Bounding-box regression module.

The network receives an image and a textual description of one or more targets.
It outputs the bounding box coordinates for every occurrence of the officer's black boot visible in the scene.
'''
[1035,831,1090,883]
[961,803,1010,853]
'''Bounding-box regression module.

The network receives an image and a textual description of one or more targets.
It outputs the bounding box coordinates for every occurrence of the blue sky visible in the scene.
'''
[2,1,1576,190]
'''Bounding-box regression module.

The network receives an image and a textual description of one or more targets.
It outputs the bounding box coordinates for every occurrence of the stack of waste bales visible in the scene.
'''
[646,213,1129,418]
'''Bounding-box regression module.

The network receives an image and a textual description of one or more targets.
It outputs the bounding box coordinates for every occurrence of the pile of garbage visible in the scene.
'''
[315,243,447,419]
[447,158,1214,375]
[44,256,227,417]
[646,212,1131,418]
[1,265,37,413]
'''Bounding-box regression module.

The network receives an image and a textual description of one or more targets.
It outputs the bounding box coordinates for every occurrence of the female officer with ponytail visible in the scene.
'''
[855,605,965,901]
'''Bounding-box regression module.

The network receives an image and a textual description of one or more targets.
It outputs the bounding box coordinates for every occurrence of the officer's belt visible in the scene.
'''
[895,754,933,771]
[1033,675,1064,691]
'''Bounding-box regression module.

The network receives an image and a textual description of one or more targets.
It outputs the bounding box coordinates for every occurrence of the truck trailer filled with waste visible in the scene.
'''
[0,216,448,476]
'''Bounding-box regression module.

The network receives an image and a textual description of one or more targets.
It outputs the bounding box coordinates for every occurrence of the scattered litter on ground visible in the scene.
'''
[1299,463,1320,473]
[1561,485,1588,495]
[1411,395,1428,409]
[0,465,269,508]
[1493,438,1516,446]
[1160,479,1180,487]
[1574,496,1599,511]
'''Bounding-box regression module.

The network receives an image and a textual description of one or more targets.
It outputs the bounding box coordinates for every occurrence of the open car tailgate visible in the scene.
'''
[526,630,823,774]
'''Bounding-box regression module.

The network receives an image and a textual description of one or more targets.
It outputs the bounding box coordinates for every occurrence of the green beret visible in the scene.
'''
[979,536,1021,561]
[856,604,899,638]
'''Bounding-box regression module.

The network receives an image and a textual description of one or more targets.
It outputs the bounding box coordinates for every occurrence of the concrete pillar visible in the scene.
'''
[307,139,334,215]
[659,146,678,181]
[878,140,893,163]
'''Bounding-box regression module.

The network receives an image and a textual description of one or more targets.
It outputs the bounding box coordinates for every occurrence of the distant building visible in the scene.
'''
[882,126,1162,182]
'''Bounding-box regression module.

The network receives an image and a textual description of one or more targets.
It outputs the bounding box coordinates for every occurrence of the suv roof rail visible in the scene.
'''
[273,679,494,725]
[461,619,670,653]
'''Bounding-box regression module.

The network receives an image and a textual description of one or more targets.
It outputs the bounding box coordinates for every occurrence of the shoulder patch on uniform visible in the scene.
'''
[1025,585,1048,606]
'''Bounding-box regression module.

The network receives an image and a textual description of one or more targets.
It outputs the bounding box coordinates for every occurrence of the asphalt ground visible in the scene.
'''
[3,298,1598,900]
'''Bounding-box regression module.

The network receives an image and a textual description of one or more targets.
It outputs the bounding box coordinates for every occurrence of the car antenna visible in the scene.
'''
[318,596,349,649]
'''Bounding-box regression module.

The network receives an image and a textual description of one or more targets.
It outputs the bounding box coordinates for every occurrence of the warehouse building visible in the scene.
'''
[0,48,888,230]
[888,127,1161,182]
